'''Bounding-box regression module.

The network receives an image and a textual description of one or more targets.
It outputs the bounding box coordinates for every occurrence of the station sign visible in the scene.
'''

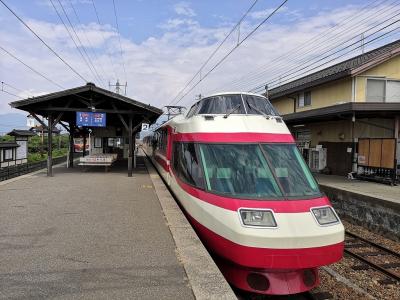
[141,123,149,131]
[76,112,106,127]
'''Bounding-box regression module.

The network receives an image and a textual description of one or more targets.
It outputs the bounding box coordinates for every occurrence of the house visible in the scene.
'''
[0,141,20,168]
[268,39,400,181]
[6,129,36,165]
[30,125,61,136]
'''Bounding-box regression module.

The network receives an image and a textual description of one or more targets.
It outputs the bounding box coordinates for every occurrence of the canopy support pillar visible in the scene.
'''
[68,122,74,168]
[128,115,133,177]
[47,114,53,177]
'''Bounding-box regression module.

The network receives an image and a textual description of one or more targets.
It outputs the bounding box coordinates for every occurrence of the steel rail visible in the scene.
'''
[345,231,400,282]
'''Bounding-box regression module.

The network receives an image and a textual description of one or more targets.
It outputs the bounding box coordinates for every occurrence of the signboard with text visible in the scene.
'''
[76,112,106,127]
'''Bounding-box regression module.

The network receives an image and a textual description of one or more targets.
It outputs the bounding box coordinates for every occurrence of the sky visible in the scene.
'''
[0,0,399,122]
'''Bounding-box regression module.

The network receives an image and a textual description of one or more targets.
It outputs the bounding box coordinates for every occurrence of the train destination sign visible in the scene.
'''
[76,112,106,127]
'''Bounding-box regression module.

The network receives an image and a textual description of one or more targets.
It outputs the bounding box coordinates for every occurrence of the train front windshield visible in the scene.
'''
[198,144,320,199]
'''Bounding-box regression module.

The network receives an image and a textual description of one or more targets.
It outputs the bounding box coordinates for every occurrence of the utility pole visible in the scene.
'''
[165,106,186,120]
[109,79,127,95]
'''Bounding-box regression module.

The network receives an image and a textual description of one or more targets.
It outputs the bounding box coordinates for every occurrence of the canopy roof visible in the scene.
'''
[7,129,36,137]
[9,83,162,132]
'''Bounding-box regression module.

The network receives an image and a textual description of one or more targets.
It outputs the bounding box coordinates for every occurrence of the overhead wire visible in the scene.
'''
[0,45,64,89]
[170,0,288,106]
[67,0,110,88]
[55,0,106,87]
[90,0,119,81]
[0,0,88,83]
[169,0,259,105]
[48,0,101,86]
[248,18,400,93]
[209,0,399,94]
[112,0,127,83]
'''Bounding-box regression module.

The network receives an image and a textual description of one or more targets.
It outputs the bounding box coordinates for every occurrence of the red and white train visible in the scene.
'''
[143,92,344,295]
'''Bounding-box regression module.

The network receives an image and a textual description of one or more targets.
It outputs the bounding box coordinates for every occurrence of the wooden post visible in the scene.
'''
[68,122,74,168]
[128,115,133,177]
[47,114,53,177]
[83,133,86,158]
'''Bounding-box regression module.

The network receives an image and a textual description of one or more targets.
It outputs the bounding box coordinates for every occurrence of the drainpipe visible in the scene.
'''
[352,112,357,173]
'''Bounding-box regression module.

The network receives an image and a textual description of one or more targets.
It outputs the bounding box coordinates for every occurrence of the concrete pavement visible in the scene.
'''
[0,157,194,299]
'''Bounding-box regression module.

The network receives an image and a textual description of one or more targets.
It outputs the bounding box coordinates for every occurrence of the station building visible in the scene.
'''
[9,83,162,177]
[268,39,400,183]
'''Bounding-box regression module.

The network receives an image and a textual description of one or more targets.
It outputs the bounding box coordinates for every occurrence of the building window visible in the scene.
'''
[298,92,311,107]
[172,142,205,189]
[94,137,102,148]
[3,148,13,161]
[366,79,400,102]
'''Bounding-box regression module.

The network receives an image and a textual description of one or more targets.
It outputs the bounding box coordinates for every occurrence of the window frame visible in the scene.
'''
[297,91,311,108]
[366,78,400,102]
[171,142,207,190]
[3,148,14,161]
[197,142,322,201]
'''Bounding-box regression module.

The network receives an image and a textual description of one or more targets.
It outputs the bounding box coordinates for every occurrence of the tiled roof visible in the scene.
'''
[269,39,400,99]
[0,141,19,148]
[7,129,36,136]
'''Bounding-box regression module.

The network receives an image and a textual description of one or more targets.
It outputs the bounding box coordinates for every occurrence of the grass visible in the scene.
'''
[27,148,68,163]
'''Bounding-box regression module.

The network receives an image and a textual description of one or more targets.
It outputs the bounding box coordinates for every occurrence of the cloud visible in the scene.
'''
[1,2,398,117]
[159,18,198,30]
[174,2,196,17]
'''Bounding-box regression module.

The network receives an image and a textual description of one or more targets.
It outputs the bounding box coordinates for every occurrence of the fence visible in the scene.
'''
[0,156,67,182]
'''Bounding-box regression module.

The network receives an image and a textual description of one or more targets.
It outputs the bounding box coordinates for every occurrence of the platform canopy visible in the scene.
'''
[9,83,162,177]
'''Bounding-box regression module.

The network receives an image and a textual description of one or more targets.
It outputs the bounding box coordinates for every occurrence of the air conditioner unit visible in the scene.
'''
[309,148,327,171]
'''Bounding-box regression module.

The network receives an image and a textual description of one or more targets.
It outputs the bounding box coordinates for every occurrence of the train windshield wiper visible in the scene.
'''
[246,100,269,118]
[223,104,241,118]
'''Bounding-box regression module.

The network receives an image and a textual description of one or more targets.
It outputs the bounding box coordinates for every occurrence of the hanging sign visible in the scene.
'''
[141,123,149,131]
[76,112,106,127]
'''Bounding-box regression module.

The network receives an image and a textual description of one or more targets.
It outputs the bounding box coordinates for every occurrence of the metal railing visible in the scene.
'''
[0,156,67,182]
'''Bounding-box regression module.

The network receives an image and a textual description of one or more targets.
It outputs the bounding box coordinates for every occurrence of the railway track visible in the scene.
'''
[344,230,400,284]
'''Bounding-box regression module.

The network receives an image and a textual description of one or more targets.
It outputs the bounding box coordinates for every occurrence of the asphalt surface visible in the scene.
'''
[0,157,194,299]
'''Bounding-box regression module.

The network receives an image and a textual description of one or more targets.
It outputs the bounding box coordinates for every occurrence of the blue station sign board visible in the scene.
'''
[76,112,106,127]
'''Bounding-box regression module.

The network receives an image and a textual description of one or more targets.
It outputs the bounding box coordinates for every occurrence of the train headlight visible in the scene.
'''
[239,209,277,227]
[311,206,339,226]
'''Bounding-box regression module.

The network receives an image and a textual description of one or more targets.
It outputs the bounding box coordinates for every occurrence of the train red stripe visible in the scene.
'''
[174,174,331,213]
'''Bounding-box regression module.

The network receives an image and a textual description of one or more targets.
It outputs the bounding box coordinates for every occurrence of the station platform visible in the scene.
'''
[315,174,400,205]
[0,156,234,299]
[314,174,400,240]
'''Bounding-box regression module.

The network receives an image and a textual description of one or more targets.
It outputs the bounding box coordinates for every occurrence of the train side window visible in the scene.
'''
[172,142,204,189]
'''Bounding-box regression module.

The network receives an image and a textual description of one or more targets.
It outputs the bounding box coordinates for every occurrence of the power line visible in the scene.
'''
[1,81,24,94]
[235,5,400,92]
[0,0,88,83]
[209,0,398,94]
[171,0,288,105]
[90,0,119,80]
[0,45,64,89]
[248,18,400,93]
[169,0,259,105]
[55,0,106,86]
[67,0,110,87]
[48,0,100,85]
[112,0,127,83]
[0,89,23,99]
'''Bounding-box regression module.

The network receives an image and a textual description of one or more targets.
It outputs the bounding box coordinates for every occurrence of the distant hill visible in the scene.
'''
[0,113,29,135]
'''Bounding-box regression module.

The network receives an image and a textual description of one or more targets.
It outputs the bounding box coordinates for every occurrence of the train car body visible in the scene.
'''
[143,92,344,295]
